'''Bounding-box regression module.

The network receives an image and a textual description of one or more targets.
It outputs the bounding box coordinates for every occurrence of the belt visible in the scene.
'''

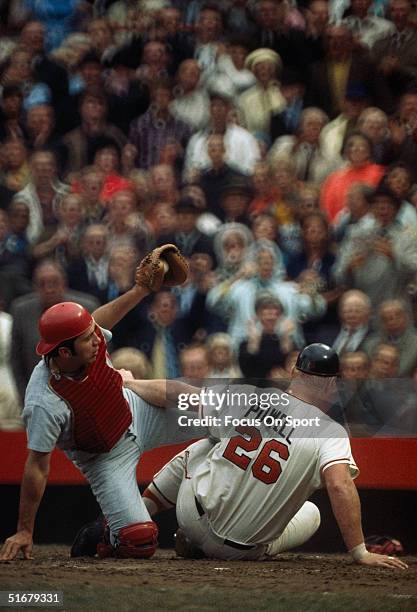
[194,496,256,551]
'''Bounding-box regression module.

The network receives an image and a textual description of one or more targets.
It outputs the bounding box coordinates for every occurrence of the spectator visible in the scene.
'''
[0,85,24,142]
[105,47,150,136]
[19,21,69,111]
[135,39,172,86]
[24,0,85,52]
[342,0,394,49]
[252,0,309,76]
[206,332,241,378]
[67,223,110,303]
[198,133,246,219]
[287,211,341,344]
[334,186,417,308]
[192,4,224,82]
[270,107,341,183]
[239,47,286,138]
[128,78,193,170]
[0,293,22,430]
[382,162,417,228]
[4,200,30,259]
[340,351,370,380]
[212,34,256,98]
[1,139,30,193]
[73,165,106,223]
[156,197,213,258]
[179,343,210,379]
[213,222,253,282]
[371,0,417,114]
[184,87,260,179]
[269,68,306,141]
[110,347,152,379]
[106,243,138,299]
[320,132,385,221]
[332,290,373,354]
[24,103,68,171]
[13,149,69,244]
[87,17,116,63]
[363,298,417,376]
[10,259,98,399]
[207,241,326,347]
[170,59,210,131]
[91,140,134,204]
[142,291,191,378]
[63,91,127,174]
[238,293,292,379]
[217,175,253,225]
[306,25,375,118]
[319,87,370,160]
[106,189,148,252]
[333,182,373,243]
[31,193,86,265]
[149,164,180,205]
[356,106,395,165]
[370,343,400,377]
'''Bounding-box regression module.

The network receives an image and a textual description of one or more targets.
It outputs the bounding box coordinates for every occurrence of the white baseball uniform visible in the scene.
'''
[149,386,359,559]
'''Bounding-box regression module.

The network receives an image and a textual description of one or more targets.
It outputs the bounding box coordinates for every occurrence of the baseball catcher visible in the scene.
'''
[0,244,195,562]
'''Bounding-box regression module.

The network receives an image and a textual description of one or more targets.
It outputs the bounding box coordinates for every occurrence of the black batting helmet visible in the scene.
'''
[296,343,340,377]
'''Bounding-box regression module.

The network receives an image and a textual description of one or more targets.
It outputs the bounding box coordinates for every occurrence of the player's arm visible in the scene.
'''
[0,450,51,561]
[124,379,200,409]
[323,463,407,569]
[92,285,150,331]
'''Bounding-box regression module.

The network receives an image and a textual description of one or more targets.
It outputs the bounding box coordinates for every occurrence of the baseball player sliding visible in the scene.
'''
[137,345,407,569]
[0,245,195,562]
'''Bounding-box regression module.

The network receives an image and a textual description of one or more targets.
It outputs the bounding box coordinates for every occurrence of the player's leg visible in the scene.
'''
[143,447,187,515]
[125,387,203,450]
[74,433,157,558]
[265,501,321,557]
[176,476,266,560]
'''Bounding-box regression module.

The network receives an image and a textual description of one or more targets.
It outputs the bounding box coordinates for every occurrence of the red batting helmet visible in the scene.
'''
[36,302,94,356]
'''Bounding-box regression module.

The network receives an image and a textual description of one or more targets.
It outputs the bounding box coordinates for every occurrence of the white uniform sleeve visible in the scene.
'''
[318,435,359,481]
[23,403,68,452]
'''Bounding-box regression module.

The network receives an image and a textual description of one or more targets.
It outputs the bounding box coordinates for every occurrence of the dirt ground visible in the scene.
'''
[1,546,416,612]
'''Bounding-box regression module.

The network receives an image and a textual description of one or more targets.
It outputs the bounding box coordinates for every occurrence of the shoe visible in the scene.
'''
[70,515,107,558]
[174,528,205,559]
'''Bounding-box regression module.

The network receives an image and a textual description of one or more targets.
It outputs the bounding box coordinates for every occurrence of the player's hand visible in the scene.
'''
[118,369,135,383]
[357,551,408,570]
[0,530,34,561]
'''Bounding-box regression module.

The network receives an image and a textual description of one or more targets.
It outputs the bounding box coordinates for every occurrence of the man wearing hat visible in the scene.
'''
[0,247,198,562]
[334,185,417,308]
[157,197,214,258]
[136,344,407,569]
[238,47,286,137]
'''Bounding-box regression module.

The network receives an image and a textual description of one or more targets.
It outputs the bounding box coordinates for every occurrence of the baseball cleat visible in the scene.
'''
[70,514,107,557]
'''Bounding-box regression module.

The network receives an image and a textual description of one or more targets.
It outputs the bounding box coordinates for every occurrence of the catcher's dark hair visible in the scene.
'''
[44,338,76,366]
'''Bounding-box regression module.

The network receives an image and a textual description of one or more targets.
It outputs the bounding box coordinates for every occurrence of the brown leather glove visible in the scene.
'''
[135,244,189,292]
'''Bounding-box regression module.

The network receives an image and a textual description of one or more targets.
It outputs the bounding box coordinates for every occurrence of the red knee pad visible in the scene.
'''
[115,521,158,559]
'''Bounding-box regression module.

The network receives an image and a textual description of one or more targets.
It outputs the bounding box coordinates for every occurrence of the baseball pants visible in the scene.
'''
[70,389,200,543]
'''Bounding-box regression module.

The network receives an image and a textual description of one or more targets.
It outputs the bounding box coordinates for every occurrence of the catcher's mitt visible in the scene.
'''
[364,535,404,555]
[135,244,188,292]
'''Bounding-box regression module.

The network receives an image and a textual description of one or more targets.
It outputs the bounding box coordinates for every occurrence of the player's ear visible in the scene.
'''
[58,346,73,359]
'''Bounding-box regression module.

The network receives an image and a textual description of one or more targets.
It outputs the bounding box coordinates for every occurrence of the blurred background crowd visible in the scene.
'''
[1,0,417,434]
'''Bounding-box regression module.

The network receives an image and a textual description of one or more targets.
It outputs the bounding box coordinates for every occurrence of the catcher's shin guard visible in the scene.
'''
[97,521,158,559]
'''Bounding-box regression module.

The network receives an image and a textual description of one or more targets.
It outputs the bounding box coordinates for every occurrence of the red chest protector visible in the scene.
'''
[49,327,132,453]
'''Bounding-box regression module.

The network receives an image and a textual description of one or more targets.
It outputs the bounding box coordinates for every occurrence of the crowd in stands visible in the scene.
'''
[1,0,417,435]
